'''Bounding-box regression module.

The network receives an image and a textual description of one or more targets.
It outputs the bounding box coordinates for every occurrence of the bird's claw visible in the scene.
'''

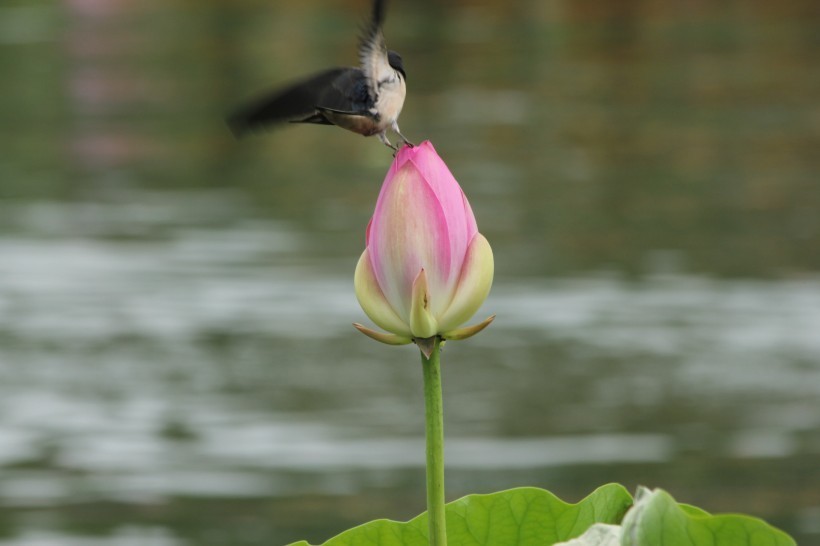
[381,130,414,155]
[391,141,416,157]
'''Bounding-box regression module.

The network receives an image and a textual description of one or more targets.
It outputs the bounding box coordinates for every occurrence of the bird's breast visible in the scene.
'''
[373,75,406,126]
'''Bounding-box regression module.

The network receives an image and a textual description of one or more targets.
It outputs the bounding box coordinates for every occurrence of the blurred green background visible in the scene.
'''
[1,0,819,544]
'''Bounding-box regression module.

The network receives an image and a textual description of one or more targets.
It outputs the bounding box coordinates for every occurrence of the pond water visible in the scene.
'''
[1,0,818,544]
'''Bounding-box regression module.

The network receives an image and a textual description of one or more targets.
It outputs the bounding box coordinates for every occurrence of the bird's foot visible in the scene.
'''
[378,132,398,153]
[391,123,414,149]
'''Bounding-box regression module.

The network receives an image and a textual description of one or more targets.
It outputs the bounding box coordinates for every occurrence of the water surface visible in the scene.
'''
[1,0,818,544]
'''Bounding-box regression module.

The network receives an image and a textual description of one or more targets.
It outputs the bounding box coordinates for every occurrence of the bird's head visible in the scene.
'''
[388,50,406,81]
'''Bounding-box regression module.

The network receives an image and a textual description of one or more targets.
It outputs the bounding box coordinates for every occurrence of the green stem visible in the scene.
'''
[421,337,447,546]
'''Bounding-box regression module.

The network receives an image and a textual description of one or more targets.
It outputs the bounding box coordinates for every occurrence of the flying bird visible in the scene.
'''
[228,0,411,151]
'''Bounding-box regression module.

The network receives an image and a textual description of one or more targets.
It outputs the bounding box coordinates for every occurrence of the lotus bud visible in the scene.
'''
[354,141,494,355]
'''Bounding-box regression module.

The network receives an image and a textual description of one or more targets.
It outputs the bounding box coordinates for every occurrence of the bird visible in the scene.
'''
[227,0,412,151]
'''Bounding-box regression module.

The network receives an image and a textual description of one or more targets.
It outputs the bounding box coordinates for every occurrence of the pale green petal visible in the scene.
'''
[437,234,494,332]
[409,269,438,339]
[354,249,412,337]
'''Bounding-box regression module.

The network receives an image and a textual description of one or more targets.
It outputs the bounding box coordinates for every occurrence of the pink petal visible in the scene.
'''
[405,142,477,295]
[365,217,373,246]
[368,161,452,320]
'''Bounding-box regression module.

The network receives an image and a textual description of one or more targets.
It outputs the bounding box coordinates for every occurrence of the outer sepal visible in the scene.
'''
[353,323,413,345]
[442,314,495,341]
[414,336,438,359]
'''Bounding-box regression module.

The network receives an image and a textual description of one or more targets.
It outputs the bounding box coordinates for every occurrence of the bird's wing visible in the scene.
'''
[227,68,351,137]
[358,0,392,103]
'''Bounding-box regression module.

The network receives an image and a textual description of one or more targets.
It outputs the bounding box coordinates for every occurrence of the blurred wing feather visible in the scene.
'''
[227,68,350,136]
[358,0,392,102]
